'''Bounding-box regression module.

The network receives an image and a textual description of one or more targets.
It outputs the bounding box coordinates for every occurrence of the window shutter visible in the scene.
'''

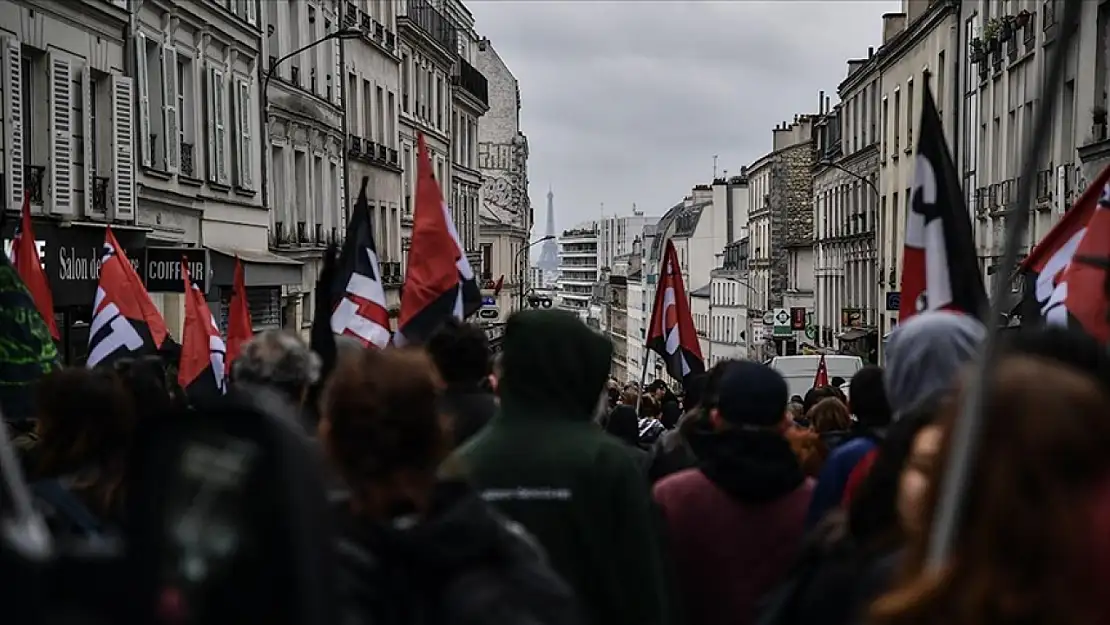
[135,33,151,167]
[232,77,242,186]
[206,66,216,182]
[47,53,74,216]
[2,38,23,212]
[246,0,258,26]
[110,75,135,221]
[235,78,253,188]
[82,66,94,215]
[162,45,179,174]
[214,70,227,183]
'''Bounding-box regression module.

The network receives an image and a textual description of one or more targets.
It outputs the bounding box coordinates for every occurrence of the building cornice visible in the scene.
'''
[874,0,956,74]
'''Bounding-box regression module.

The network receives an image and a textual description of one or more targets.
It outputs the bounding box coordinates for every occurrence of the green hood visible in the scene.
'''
[498,310,613,421]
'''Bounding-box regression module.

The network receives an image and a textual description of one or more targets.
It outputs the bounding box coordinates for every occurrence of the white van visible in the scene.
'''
[768,354,865,400]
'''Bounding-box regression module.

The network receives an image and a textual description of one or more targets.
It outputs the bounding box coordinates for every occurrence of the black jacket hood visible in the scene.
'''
[687,420,805,503]
[497,310,613,422]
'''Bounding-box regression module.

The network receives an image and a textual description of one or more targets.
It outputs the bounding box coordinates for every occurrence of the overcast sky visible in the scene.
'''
[468,0,900,243]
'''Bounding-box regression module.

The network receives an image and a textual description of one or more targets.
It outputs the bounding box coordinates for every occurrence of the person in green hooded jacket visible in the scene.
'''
[453,309,675,625]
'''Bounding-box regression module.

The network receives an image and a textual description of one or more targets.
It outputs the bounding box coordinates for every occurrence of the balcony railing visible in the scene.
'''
[385,31,395,49]
[344,1,357,26]
[452,58,488,108]
[25,165,45,203]
[403,0,457,53]
[377,143,387,161]
[92,176,109,212]
[348,134,362,155]
[181,142,195,177]
[388,147,398,165]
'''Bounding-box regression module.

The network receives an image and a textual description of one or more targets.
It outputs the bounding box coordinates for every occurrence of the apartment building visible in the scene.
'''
[476,37,529,317]
[598,211,654,271]
[607,271,629,381]
[625,265,645,384]
[334,0,404,326]
[814,53,882,361]
[556,223,598,315]
[443,0,486,268]
[262,0,348,335]
[398,0,455,265]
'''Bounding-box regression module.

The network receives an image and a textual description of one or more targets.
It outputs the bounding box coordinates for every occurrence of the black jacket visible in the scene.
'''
[441,387,498,449]
[335,480,583,625]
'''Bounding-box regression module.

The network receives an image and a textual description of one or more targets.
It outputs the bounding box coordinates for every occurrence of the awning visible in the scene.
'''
[206,244,303,288]
[837,327,873,342]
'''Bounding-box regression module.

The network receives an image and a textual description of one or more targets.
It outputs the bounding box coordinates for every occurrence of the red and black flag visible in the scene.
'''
[813,353,829,388]
[1020,163,1110,341]
[86,228,168,368]
[646,239,704,383]
[178,258,227,402]
[899,84,987,322]
[224,257,252,369]
[10,192,58,340]
[329,177,391,348]
[396,133,480,345]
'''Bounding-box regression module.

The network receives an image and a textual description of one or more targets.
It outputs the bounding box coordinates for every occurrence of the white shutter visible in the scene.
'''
[206,66,216,181]
[47,53,74,216]
[232,77,242,185]
[214,70,227,183]
[2,38,23,211]
[235,78,252,188]
[82,66,94,215]
[246,0,258,26]
[135,33,151,167]
[162,45,179,174]
[110,75,135,221]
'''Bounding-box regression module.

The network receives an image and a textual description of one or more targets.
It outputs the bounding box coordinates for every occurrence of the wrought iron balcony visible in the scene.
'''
[402,0,457,53]
[344,1,357,26]
[348,134,362,154]
[296,221,307,244]
[385,31,395,49]
[314,223,324,244]
[93,176,109,212]
[388,147,398,165]
[25,165,45,203]
[360,12,371,31]
[181,142,195,177]
[290,65,301,87]
[452,58,488,108]
[377,143,387,161]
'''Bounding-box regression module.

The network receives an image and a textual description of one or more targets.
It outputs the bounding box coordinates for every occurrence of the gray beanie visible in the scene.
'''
[883,311,986,418]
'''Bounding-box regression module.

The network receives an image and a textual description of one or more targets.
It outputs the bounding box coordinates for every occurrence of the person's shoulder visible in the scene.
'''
[652,467,705,497]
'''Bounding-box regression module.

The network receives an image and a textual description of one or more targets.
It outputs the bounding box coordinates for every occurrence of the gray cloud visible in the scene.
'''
[468,0,900,237]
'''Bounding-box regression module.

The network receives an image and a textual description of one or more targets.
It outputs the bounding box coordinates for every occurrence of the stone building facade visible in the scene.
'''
[476,37,529,318]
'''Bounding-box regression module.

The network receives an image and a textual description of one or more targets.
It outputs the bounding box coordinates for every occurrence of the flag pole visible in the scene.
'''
[924,0,1082,570]
[635,347,650,413]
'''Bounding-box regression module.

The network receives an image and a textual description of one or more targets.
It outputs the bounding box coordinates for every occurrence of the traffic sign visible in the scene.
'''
[773,308,792,338]
[762,311,775,325]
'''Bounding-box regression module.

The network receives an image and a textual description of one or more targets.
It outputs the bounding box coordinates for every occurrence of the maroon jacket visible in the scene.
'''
[653,468,814,625]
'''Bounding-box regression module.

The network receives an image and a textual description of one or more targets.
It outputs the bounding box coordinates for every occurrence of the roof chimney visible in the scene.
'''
[819,90,825,114]
[868,46,875,58]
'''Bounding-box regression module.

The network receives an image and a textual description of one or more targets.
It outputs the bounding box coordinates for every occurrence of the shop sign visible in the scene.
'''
[772,308,792,338]
[144,247,210,293]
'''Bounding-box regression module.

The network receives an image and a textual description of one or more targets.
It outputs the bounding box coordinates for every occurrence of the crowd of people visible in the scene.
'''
[6,308,1110,625]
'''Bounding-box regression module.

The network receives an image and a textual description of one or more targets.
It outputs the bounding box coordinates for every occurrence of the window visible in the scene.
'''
[177,56,196,177]
[893,89,901,151]
[403,143,413,213]
[401,54,410,112]
[906,78,914,149]
[233,78,252,188]
[348,73,358,129]
[207,67,228,183]
[387,91,395,147]
[362,78,372,139]
[376,86,385,143]
[313,155,324,239]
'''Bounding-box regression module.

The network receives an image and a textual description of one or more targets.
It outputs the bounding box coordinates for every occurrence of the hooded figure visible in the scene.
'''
[807,311,986,527]
[653,361,812,625]
[454,310,675,625]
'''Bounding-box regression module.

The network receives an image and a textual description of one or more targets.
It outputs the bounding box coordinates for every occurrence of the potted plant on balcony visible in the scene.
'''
[1015,9,1032,28]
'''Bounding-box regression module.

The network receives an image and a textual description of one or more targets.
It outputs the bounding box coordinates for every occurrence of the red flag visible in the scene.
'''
[178,257,227,401]
[646,239,704,382]
[86,228,168,368]
[492,274,505,296]
[813,354,829,388]
[10,193,58,340]
[396,133,480,344]
[1020,164,1110,334]
[225,257,252,367]
[899,85,986,322]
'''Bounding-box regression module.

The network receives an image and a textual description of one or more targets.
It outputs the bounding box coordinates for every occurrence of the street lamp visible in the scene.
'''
[260,27,363,214]
[516,235,556,312]
[817,158,880,197]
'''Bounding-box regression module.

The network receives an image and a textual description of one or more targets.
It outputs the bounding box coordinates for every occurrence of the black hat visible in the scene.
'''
[716,361,788,427]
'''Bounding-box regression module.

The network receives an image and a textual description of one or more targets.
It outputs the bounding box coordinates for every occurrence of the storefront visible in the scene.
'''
[1,220,148,364]
[206,245,302,334]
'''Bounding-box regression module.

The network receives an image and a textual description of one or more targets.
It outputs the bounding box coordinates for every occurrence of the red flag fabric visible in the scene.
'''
[11,193,58,340]
[813,354,829,388]
[492,274,505,296]
[396,133,480,344]
[225,257,252,367]
[86,228,168,368]
[899,85,986,322]
[646,239,704,383]
[178,258,227,401]
[329,178,391,348]
[1020,163,1110,334]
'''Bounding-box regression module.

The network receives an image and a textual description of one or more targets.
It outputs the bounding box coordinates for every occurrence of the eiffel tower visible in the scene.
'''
[536,187,559,272]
